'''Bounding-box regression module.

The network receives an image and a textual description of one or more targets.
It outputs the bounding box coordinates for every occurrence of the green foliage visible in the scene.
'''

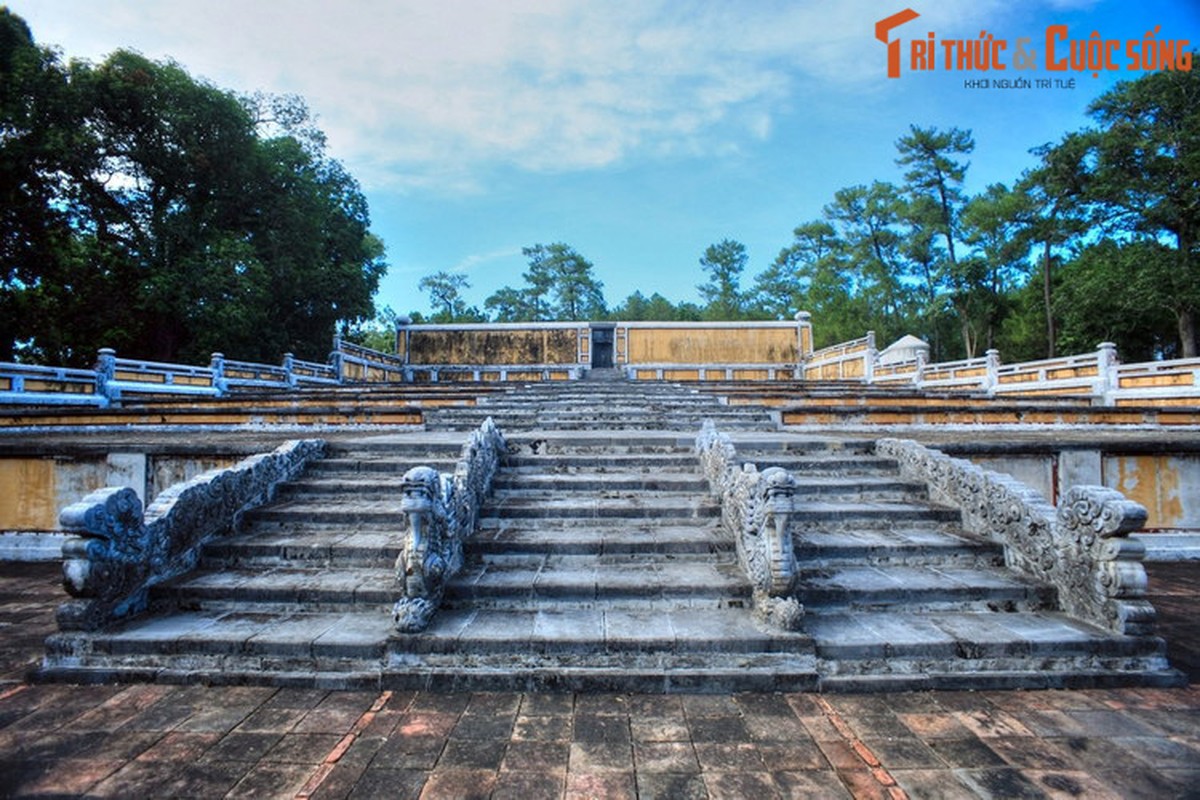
[0,11,385,364]
[611,290,701,321]
[1056,240,1180,360]
[697,239,748,320]
[485,243,605,322]
[419,270,471,322]
[1085,65,1200,355]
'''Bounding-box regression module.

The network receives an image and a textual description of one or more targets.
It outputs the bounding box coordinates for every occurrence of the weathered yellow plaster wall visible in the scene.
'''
[0,457,108,531]
[626,327,798,365]
[407,328,581,365]
[1106,454,1200,530]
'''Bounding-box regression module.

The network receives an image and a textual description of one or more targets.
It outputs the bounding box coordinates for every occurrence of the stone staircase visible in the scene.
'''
[387,433,817,691]
[424,380,774,431]
[736,438,1179,690]
[39,439,451,688]
[36,382,1181,691]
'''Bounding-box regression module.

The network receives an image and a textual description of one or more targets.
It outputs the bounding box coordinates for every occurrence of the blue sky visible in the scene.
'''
[14,0,1200,319]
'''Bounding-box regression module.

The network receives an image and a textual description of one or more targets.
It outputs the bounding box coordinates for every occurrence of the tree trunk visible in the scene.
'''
[1042,240,1056,358]
[1179,308,1197,359]
[1179,230,1197,358]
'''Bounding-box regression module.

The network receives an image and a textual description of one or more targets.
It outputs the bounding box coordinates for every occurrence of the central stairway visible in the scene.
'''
[36,379,1181,690]
[425,379,774,431]
[387,433,818,691]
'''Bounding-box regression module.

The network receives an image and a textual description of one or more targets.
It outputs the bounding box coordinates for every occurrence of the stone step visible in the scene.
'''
[794,526,1003,567]
[788,501,962,527]
[471,525,730,556]
[805,610,1178,691]
[275,479,410,498]
[797,564,1057,612]
[445,557,748,607]
[201,524,730,569]
[307,458,455,475]
[753,455,900,475]
[482,494,720,520]
[40,606,823,692]
[504,453,700,469]
[786,477,928,502]
[245,502,408,525]
[200,530,401,568]
[490,473,709,493]
[160,551,747,611]
[153,567,399,612]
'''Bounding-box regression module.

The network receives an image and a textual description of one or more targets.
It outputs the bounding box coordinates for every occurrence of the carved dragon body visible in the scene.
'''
[697,421,802,630]
[392,467,454,632]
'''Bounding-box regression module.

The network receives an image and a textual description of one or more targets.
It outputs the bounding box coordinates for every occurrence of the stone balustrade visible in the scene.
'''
[695,420,803,630]
[56,439,326,631]
[876,438,1156,636]
[393,417,507,632]
[0,339,400,408]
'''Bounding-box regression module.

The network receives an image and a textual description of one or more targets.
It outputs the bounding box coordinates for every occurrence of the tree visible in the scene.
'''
[1085,66,1200,356]
[521,244,558,322]
[896,125,977,355]
[753,221,839,320]
[484,286,532,322]
[549,245,605,321]
[419,271,470,322]
[824,182,912,345]
[611,291,694,321]
[0,11,386,364]
[1014,133,1092,357]
[0,10,92,361]
[1056,239,1179,360]
[959,183,1034,351]
[697,239,747,320]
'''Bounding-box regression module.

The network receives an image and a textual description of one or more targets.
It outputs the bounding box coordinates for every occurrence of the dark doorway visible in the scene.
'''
[591,325,615,368]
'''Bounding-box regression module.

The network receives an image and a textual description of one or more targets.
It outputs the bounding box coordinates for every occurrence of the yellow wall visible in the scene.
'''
[625,326,799,365]
[0,459,63,530]
[406,328,581,365]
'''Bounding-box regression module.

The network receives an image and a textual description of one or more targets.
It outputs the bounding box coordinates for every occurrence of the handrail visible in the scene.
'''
[695,419,802,630]
[877,438,1155,636]
[56,439,326,631]
[392,417,507,632]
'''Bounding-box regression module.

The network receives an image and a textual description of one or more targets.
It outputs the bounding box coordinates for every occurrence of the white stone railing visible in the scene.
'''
[802,333,876,381]
[333,337,409,383]
[1110,356,1200,405]
[56,439,326,631]
[876,438,1155,636]
[802,334,1200,405]
[695,420,803,630]
[0,338,400,408]
[393,417,507,632]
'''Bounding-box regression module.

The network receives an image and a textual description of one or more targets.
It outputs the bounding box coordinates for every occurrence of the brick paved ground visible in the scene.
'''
[2,561,1200,799]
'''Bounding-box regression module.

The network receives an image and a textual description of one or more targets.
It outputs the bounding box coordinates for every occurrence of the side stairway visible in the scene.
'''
[39,438,458,688]
[424,381,774,431]
[736,438,1180,690]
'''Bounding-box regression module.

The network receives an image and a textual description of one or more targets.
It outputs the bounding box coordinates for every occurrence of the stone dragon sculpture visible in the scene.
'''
[876,438,1155,636]
[696,420,802,630]
[393,417,505,632]
[57,439,325,631]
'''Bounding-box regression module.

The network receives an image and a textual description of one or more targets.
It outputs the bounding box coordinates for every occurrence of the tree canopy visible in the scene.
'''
[0,10,385,364]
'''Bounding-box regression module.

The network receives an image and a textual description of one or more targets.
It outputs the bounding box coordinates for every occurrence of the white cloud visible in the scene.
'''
[18,0,1021,193]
